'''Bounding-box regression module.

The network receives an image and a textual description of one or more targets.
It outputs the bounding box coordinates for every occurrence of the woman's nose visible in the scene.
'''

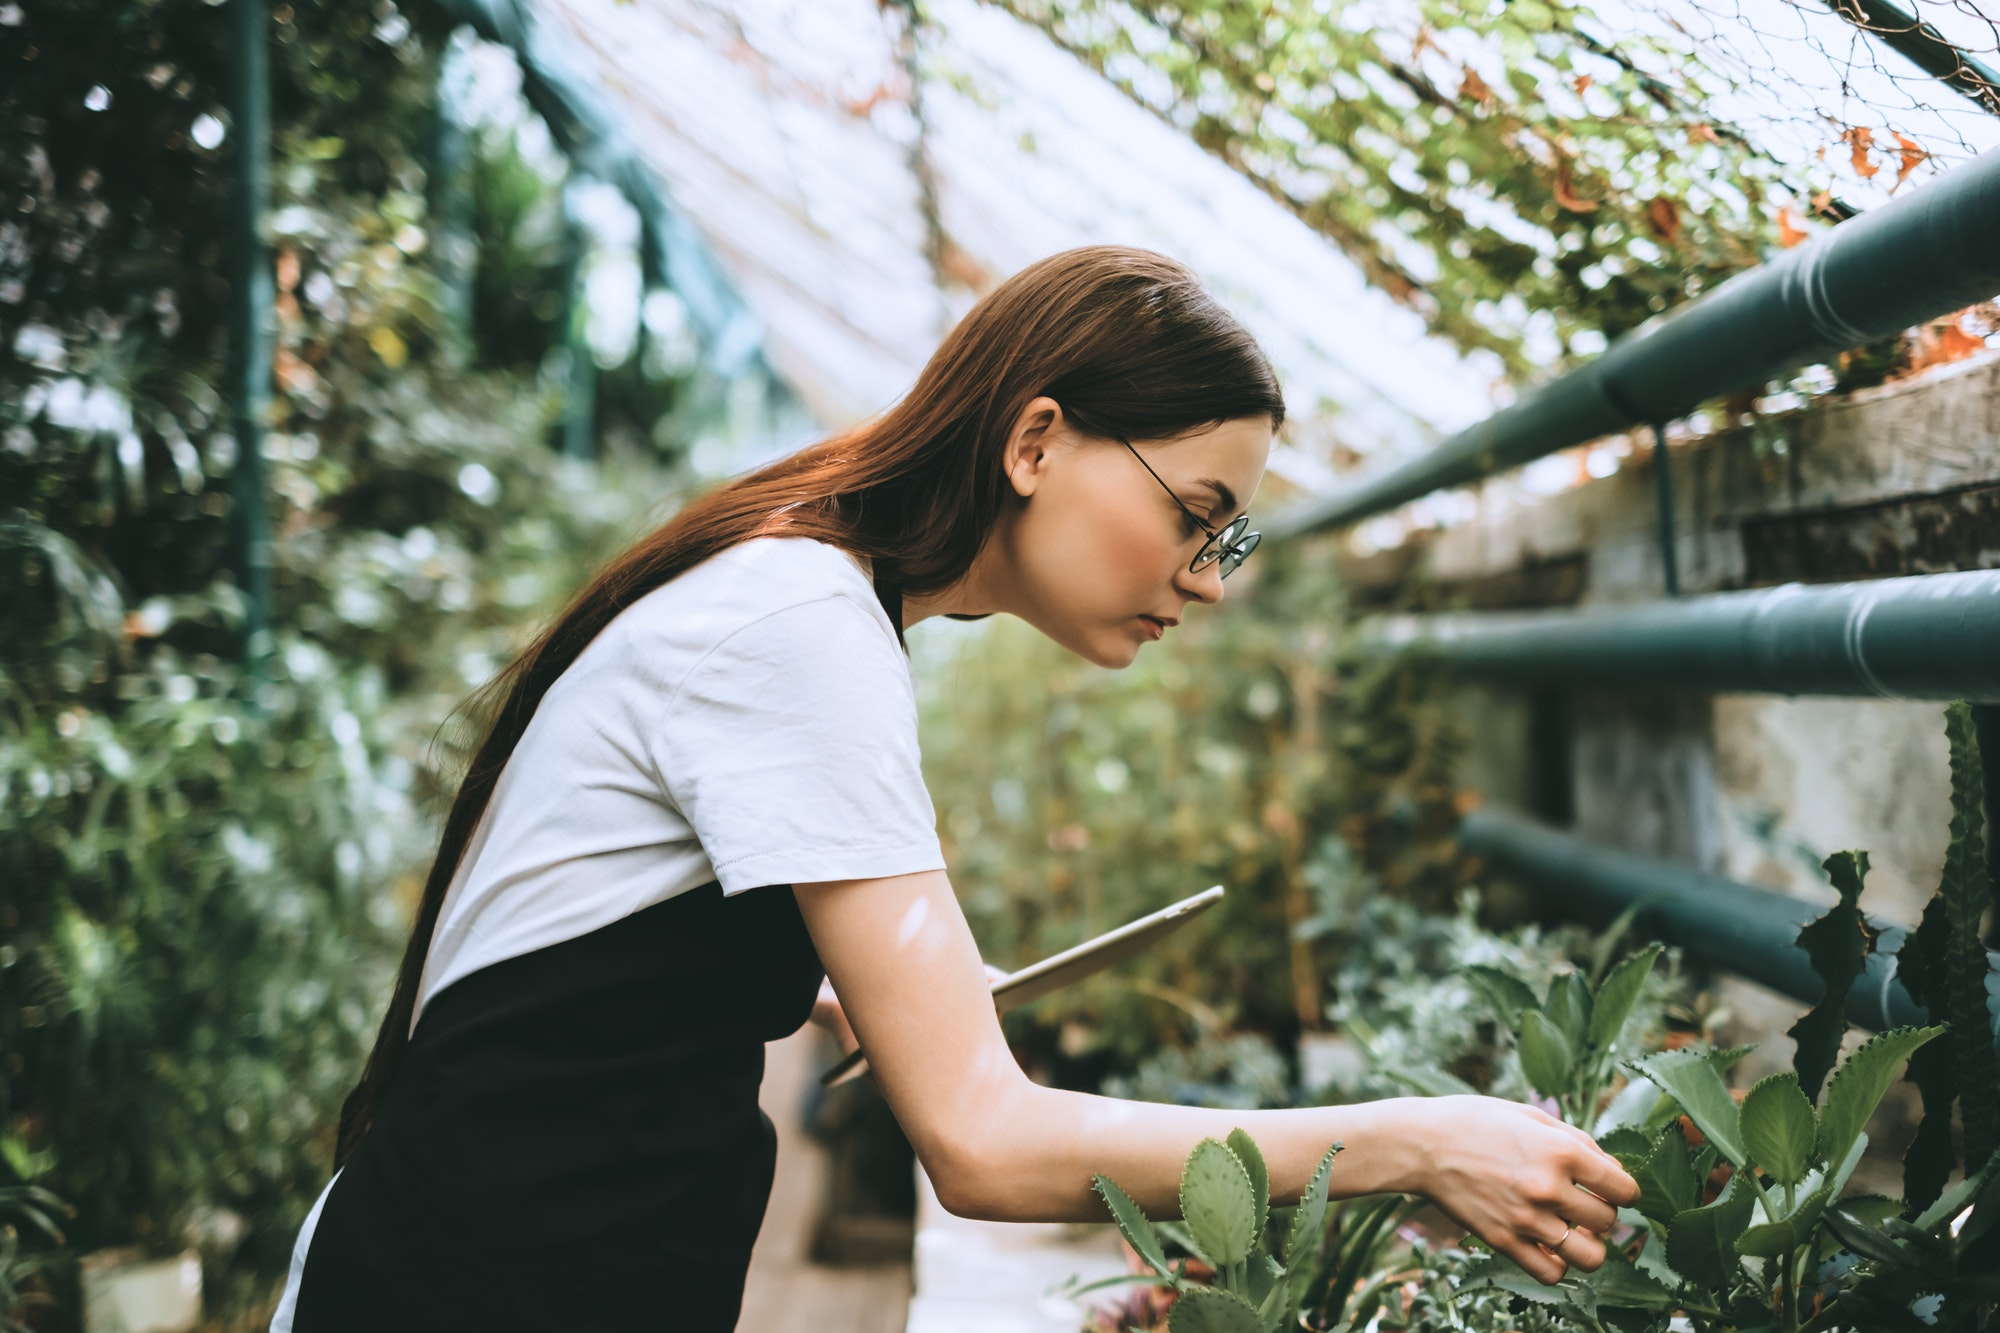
[1175,559,1225,606]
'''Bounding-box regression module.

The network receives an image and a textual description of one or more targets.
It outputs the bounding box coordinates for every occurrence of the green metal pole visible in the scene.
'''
[1367,569,2000,702]
[227,0,274,676]
[1823,0,2000,116]
[1462,808,1931,1031]
[1268,148,2000,539]
[1651,422,1679,598]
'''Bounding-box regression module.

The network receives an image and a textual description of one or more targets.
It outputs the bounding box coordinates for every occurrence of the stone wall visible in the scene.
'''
[1347,352,2000,935]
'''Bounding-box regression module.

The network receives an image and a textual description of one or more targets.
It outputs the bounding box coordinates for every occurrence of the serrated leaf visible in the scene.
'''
[1618,1123,1703,1225]
[1465,964,1540,1030]
[1740,1072,1817,1186]
[1598,1125,1653,1159]
[1156,1219,1204,1261]
[1577,1250,1677,1309]
[1094,1174,1173,1279]
[1786,851,1878,1101]
[1226,1127,1270,1248]
[1736,1188,1830,1257]
[1589,944,1663,1050]
[1545,970,1594,1047]
[1167,1284,1266,1333]
[1824,1203,1924,1266]
[1282,1140,1342,1272]
[1518,1007,1574,1099]
[1457,1255,1574,1306]
[1818,1026,1944,1169]
[1631,1048,1746,1166]
[1665,1174,1756,1288]
[1183,1138,1258,1269]
[1913,1145,1996,1232]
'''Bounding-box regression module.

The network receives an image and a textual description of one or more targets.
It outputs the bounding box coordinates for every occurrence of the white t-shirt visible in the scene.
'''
[413,535,947,1021]
[270,536,945,1331]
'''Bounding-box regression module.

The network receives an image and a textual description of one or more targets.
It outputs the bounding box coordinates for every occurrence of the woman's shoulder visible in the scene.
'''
[607,538,893,666]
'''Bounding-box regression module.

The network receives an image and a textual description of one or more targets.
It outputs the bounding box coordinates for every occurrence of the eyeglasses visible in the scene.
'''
[1115,435,1261,579]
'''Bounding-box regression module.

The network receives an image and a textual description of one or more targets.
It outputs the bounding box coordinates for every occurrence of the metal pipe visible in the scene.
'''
[1461,808,1929,1031]
[1822,0,2000,116]
[227,0,273,674]
[1368,570,2000,702]
[1268,149,2000,538]
[1651,422,1678,598]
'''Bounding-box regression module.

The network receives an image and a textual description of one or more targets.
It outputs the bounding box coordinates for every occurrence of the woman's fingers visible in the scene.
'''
[1572,1143,1641,1207]
[1559,1186,1620,1236]
[1551,1223,1609,1271]
[1500,1229,1569,1285]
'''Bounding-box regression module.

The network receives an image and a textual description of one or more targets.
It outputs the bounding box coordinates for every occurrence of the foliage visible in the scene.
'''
[1092,1130,1342,1331]
[0,0,698,1322]
[1897,702,2000,1213]
[989,0,1863,378]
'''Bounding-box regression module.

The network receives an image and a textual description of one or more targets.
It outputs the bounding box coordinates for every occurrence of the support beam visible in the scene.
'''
[1823,0,2000,116]
[227,0,273,674]
[1368,570,2000,702]
[1461,808,1929,1031]
[1268,149,2000,539]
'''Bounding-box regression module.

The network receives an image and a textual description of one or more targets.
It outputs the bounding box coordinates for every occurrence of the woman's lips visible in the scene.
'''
[1137,615,1171,641]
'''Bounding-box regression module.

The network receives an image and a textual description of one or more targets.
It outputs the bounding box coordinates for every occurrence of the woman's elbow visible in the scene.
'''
[920,1133,1015,1220]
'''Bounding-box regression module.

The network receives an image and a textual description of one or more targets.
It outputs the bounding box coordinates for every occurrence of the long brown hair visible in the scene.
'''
[334,245,1286,1165]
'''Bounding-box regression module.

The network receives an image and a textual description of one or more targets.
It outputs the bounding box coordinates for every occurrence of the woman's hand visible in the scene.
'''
[1397,1095,1639,1285]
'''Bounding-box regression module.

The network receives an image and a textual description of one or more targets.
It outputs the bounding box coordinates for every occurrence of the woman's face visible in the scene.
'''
[994,398,1273,668]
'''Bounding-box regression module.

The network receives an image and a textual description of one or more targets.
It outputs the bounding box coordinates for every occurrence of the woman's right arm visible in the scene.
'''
[795,867,1638,1285]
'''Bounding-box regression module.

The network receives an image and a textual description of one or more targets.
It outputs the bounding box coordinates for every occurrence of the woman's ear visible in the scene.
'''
[1002,396,1065,499]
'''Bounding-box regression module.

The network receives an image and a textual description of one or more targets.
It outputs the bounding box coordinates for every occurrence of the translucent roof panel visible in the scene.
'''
[525,0,1501,457]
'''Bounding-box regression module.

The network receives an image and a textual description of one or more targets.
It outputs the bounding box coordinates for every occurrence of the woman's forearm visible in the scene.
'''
[923,1076,1430,1223]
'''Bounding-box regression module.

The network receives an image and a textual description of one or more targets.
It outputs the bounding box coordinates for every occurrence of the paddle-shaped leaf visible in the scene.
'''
[1735,1131,1865,1257]
[1631,1048,1747,1167]
[1817,1026,1943,1169]
[1589,944,1663,1050]
[1614,1124,1703,1225]
[1577,1250,1677,1309]
[1545,970,1594,1047]
[1182,1138,1258,1269]
[1167,1285,1266,1333]
[1518,1008,1574,1099]
[1225,1127,1270,1246]
[1665,1174,1756,1288]
[1093,1173,1173,1280]
[1282,1141,1343,1271]
[1740,1072,1817,1186]
[1465,964,1540,1030]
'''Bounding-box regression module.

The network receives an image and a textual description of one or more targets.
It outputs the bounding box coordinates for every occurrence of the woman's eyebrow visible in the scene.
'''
[1194,478,1239,516]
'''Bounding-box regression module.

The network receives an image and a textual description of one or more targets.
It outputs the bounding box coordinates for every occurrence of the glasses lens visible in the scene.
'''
[1215,528,1260,578]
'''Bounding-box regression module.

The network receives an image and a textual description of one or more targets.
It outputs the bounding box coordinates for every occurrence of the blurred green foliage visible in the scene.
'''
[0,0,700,1320]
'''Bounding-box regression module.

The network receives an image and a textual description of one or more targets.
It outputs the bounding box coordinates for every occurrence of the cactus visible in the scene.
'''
[1092,1132,1341,1333]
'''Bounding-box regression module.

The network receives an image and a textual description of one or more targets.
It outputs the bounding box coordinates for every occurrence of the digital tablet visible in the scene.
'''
[818,884,1226,1087]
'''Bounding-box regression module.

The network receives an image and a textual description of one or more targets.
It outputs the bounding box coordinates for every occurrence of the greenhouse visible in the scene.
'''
[3,0,1999,1329]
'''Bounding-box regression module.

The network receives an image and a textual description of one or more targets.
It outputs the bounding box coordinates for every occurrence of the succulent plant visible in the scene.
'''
[1092,1129,1341,1332]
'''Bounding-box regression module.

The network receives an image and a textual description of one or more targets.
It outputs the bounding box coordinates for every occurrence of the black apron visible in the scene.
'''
[290,881,825,1331]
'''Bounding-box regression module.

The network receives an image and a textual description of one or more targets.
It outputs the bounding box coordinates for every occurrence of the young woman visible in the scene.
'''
[272,247,1636,1331]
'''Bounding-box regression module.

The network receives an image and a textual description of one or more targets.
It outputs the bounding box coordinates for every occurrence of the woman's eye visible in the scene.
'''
[1179,508,1207,538]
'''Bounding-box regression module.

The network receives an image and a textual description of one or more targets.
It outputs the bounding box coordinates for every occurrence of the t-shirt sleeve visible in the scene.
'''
[648,592,946,895]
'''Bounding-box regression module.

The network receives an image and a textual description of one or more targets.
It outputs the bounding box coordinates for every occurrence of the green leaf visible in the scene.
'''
[1183,1138,1259,1269]
[1740,1072,1818,1186]
[1282,1141,1343,1272]
[1824,1203,1926,1266]
[1817,1026,1944,1170]
[1545,970,1594,1047]
[1616,1124,1703,1225]
[1665,1174,1756,1288]
[1465,964,1540,1030]
[1457,1255,1574,1306]
[1518,1008,1575,1099]
[1786,851,1878,1101]
[1598,1126,1654,1159]
[1913,1145,1997,1232]
[1093,1174,1173,1279]
[1226,1127,1270,1249]
[1630,1048,1747,1166]
[1166,1285,1267,1333]
[1588,944,1663,1051]
[1577,1250,1677,1309]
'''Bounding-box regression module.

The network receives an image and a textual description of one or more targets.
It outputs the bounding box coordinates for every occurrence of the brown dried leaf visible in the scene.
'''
[1646,196,1681,241]
[1777,208,1808,249]
[1460,66,1495,105]
[1843,126,1880,179]
[1573,73,1592,95]
[1892,132,1928,192]
[1554,161,1599,213]
[1688,123,1721,145]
